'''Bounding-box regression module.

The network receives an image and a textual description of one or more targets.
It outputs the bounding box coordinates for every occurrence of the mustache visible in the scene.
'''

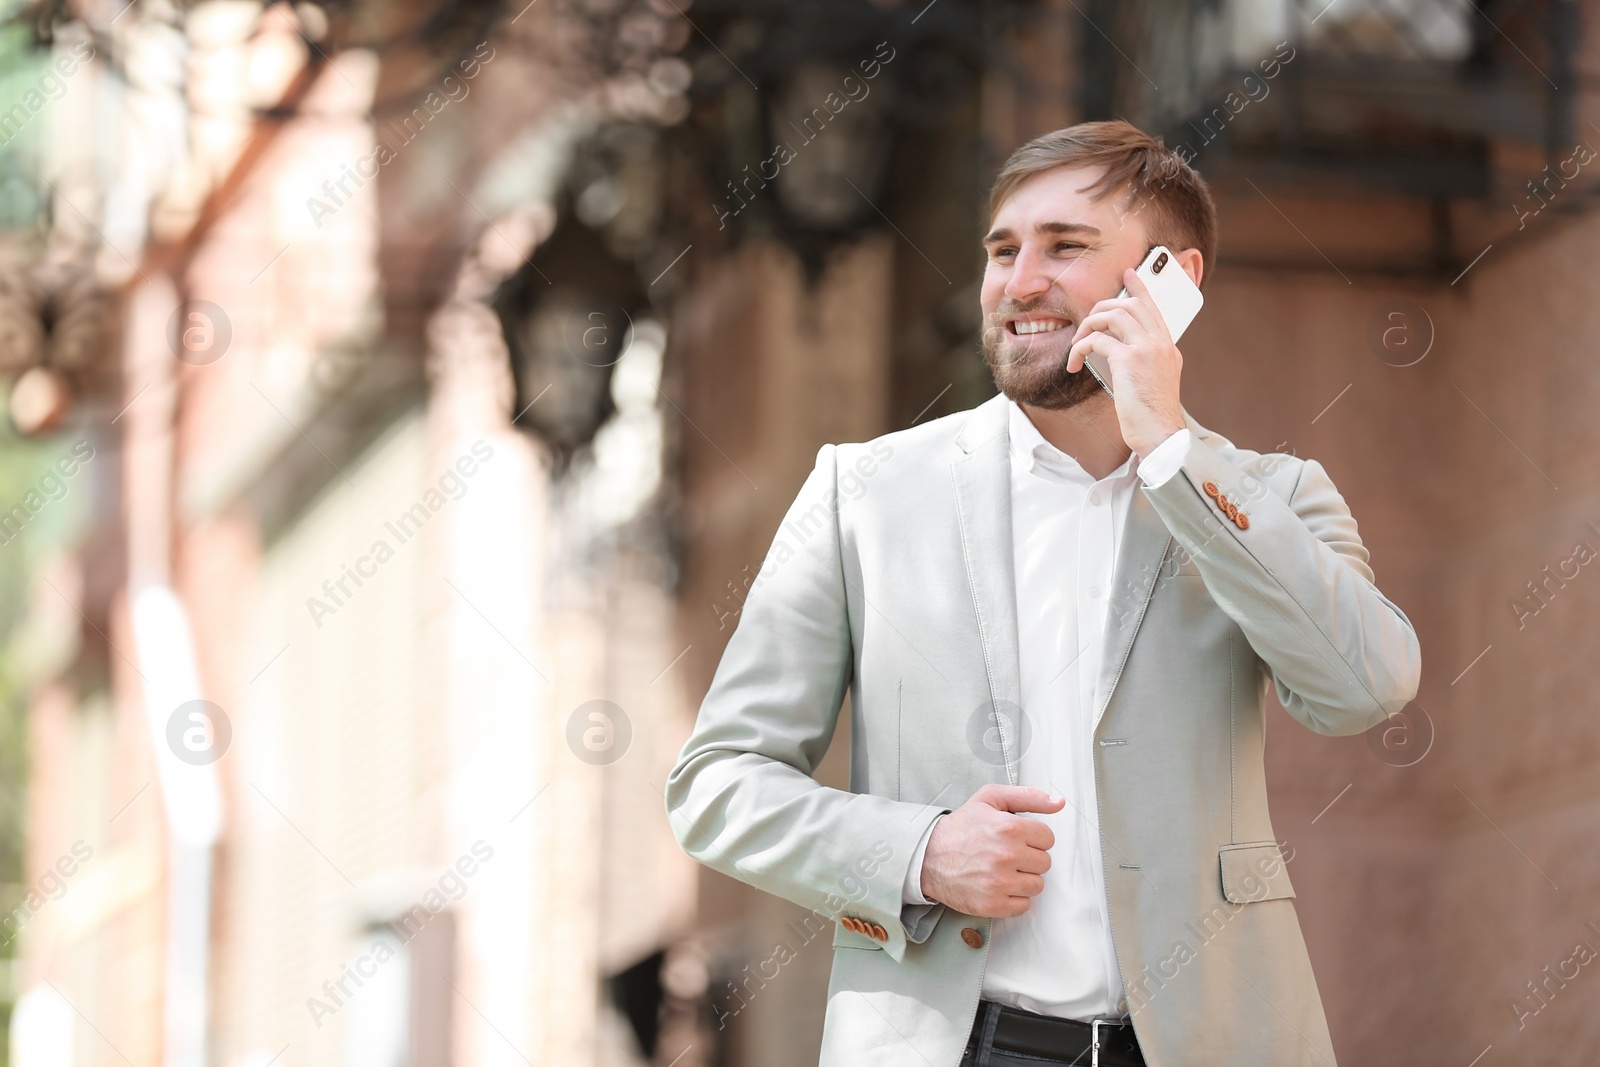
[990,299,1075,321]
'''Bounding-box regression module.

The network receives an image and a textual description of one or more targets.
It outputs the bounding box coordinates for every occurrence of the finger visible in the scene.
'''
[996,896,1032,918]
[1068,332,1131,375]
[1015,819,1055,852]
[1069,306,1139,348]
[1069,297,1142,346]
[1069,310,1109,348]
[979,785,1064,814]
[1012,873,1045,897]
[1121,264,1150,300]
[1066,330,1097,373]
[1015,847,1052,875]
[1120,267,1167,338]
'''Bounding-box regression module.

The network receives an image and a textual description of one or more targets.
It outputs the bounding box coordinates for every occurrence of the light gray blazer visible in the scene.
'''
[666,393,1421,1066]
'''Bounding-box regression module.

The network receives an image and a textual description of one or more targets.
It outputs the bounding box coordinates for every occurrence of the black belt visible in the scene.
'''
[969,1000,1146,1066]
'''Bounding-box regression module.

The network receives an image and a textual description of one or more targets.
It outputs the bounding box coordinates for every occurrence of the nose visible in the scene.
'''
[1004,243,1053,302]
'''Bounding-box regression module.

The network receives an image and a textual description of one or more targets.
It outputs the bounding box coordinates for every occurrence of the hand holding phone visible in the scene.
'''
[1081,245,1203,399]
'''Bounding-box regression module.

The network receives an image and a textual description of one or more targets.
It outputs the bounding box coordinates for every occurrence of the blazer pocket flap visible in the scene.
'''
[1218,842,1295,904]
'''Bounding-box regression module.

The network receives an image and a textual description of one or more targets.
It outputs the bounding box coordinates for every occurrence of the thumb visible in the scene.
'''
[976,785,1065,815]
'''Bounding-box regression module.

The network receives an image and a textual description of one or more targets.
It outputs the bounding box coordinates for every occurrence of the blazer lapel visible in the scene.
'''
[951,395,1023,787]
[1092,485,1173,732]
[1091,406,1217,730]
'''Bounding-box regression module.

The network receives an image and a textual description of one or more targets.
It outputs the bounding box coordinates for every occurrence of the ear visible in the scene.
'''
[1176,247,1204,289]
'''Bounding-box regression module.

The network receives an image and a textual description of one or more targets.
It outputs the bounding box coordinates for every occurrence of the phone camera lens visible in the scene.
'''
[1153,252,1168,273]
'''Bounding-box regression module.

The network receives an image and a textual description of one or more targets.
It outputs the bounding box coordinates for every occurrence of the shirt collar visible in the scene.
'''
[1007,398,1140,485]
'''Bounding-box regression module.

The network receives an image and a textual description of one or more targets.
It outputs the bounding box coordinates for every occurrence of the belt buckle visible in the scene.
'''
[1090,1016,1128,1067]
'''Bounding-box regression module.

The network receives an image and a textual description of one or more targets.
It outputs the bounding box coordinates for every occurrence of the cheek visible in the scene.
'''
[980,268,1007,308]
[1052,283,1089,320]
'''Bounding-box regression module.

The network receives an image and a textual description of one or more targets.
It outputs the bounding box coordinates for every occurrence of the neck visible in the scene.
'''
[1019,394,1137,481]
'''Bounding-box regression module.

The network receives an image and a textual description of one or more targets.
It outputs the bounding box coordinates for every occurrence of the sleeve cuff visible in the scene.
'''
[901,813,944,906]
[1137,427,1192,488]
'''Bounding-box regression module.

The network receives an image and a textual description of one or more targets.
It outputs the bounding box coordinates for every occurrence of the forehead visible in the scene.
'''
[990,163,1134,231]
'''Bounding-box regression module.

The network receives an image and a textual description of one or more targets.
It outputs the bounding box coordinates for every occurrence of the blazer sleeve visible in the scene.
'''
[664,444,949,963]
[1138,433,1422,736]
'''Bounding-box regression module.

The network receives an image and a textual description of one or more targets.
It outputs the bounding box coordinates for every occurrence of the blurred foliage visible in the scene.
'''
[0,19,48,236]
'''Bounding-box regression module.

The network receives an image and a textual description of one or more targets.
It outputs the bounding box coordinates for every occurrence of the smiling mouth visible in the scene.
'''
[1006,317,1072,337]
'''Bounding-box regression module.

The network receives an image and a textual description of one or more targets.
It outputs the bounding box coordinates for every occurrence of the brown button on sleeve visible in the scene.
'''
[871,923,888,941]
[1235,512,1250,530]
[960,927,985,949]
[1203,481,1220,497]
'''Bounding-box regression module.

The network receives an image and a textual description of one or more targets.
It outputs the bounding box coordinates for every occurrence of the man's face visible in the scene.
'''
[980,164,1151,410]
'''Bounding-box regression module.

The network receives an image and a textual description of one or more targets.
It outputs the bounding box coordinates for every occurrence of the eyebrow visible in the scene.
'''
[982,221,1103,247]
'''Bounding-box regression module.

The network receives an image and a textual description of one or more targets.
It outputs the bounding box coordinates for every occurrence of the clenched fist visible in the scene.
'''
[920,785,1064,917]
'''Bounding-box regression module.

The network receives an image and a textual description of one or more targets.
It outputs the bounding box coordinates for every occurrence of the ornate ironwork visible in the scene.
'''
[1084,0,1575,200]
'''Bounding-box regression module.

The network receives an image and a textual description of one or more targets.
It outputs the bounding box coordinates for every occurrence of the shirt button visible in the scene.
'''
[1088,490,1102,506]
[1088,583,1103,598]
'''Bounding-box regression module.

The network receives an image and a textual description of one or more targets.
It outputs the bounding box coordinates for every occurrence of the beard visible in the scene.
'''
[980,301,1104,411]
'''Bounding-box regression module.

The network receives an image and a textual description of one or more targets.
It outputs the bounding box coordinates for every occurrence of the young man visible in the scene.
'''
[666,120,1421,1067]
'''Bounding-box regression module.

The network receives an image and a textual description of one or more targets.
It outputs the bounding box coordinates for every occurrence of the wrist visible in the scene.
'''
[1134,420,1185,459]
[919,817,948,903]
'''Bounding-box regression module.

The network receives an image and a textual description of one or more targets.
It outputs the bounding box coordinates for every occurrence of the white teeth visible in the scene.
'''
[1013,320,1067,335]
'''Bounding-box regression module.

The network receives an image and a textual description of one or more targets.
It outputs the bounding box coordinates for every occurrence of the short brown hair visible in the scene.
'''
[988,120,1218,289]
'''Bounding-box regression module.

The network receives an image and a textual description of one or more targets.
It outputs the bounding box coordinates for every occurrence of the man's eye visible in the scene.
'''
[990,247,1015,259]
[1055,242,1084,253]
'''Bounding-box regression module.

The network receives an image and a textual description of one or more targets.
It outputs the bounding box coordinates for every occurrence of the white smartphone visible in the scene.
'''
[1082,245,1203,399]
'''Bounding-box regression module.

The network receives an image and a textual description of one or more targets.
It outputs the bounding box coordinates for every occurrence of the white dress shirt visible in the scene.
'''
[901,398,1191,1021]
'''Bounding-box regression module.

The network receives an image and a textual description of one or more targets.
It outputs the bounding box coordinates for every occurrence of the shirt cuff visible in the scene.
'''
[1136,427,1191,488]
[901,813,944,906]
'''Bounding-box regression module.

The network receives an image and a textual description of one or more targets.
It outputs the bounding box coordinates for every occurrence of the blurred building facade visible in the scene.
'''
[5,2,700,1065]
[0,0,1597,1066]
